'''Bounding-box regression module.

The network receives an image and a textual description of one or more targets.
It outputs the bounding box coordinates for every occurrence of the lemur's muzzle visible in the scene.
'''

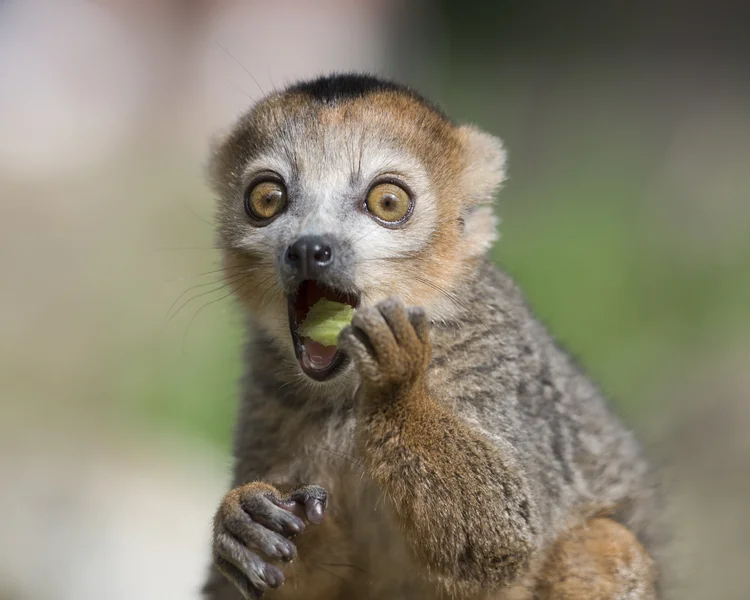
[285,235,333,279]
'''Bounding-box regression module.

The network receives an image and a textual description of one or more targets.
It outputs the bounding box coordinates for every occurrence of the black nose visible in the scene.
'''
[285,235,333,277]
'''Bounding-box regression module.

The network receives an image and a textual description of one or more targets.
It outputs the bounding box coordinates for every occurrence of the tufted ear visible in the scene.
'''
[457,125,507,256]
[458,125,507,206]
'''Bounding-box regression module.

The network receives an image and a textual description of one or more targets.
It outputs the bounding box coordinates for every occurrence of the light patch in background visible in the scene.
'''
[201,0,393,141]
[0,434,228,600]
[0,0,143,177]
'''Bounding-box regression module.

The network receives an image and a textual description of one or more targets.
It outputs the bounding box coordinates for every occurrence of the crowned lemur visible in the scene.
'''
[201,74,664,600]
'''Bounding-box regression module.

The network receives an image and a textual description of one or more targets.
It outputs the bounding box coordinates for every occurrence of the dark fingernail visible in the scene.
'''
[264,564,285,588]
[281,540,296,561]
[287,515,305,535]
[307,500,325,524]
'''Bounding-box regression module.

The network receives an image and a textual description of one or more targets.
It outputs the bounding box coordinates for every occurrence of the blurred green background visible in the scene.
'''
[1,1,748,599]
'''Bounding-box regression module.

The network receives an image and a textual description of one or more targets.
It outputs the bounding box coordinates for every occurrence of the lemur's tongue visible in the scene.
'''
[302,339,338,368]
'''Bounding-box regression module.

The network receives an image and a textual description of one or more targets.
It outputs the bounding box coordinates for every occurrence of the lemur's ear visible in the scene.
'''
[457,125,507,206]
[457,125,507,256]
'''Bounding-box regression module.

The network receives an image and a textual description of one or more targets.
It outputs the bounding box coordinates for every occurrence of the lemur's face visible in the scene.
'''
[211,77,505,382]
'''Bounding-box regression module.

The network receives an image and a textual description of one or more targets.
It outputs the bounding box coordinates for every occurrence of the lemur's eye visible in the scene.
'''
[365,183,412,225]
[244,180,287,222]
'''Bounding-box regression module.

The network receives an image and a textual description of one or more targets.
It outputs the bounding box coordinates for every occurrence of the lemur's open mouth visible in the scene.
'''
[288,280,359,381]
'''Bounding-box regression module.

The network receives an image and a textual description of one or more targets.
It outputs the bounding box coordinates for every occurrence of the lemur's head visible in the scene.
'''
[210,74,506,382]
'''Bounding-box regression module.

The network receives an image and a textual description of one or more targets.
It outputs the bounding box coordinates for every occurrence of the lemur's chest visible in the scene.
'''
[324,462,436,599]
[246,403,532,600]
[283,417,435,595]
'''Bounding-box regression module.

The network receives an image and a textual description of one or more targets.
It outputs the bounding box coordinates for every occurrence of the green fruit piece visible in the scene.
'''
[298,299,355,346]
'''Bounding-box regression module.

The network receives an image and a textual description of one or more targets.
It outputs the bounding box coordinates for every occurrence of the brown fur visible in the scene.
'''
[343,299,535,595]
[536,518,657,600]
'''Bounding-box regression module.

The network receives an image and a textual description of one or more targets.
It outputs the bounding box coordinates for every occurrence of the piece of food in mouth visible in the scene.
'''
[298,298,355,347]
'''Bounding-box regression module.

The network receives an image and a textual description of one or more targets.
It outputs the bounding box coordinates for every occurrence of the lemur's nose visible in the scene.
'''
[285,235,333,277]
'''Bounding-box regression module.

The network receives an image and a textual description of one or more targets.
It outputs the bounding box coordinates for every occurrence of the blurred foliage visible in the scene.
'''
[496,164,750,419]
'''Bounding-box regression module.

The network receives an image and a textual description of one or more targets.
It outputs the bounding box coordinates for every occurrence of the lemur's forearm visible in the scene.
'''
[338,298,536,591]
[356,385,536,591]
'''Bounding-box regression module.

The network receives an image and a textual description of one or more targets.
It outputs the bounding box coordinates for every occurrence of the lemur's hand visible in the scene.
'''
[339,297,431,404]
[212,482,327,599]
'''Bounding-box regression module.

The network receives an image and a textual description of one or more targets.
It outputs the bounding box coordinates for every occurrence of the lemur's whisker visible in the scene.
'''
[184,205,215,229]
[221,75,253,102]
[166,268,256,299]
[255,274,282,308]
[214,40,265,97]
[165,270,246,323]
[234,273,270,308]
[152,246,222,252]
[166,263,254,283]
[166,277,233,310]
[163,280,239,331]
[182,285,245,352]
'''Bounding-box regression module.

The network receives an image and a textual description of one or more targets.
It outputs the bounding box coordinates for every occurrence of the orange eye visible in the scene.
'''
[245,181,287,221]
[365,183,412,224]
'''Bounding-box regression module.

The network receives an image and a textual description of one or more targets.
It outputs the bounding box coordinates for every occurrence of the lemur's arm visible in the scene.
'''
[207,377,343,600]
[339,298,536,593]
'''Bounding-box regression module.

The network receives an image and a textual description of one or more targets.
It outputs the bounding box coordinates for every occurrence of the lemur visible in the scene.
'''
[202,74,663,600]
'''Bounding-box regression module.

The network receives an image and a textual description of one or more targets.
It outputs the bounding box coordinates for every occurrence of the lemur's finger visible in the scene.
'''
[338,325,370,361]
[406,306,430,344]
[238,490,305,537]
[338,326,379,380]
[214,533,284,596]
[378,297,421,354]
[215,556,260,600]
[351,306,396,361]
[223,509,297,562]
[289,484,328,525]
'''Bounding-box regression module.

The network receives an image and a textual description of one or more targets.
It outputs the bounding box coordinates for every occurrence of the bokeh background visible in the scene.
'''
[1,1,748,598]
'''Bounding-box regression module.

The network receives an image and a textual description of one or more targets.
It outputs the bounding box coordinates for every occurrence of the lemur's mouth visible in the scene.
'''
[288,280,359,381]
